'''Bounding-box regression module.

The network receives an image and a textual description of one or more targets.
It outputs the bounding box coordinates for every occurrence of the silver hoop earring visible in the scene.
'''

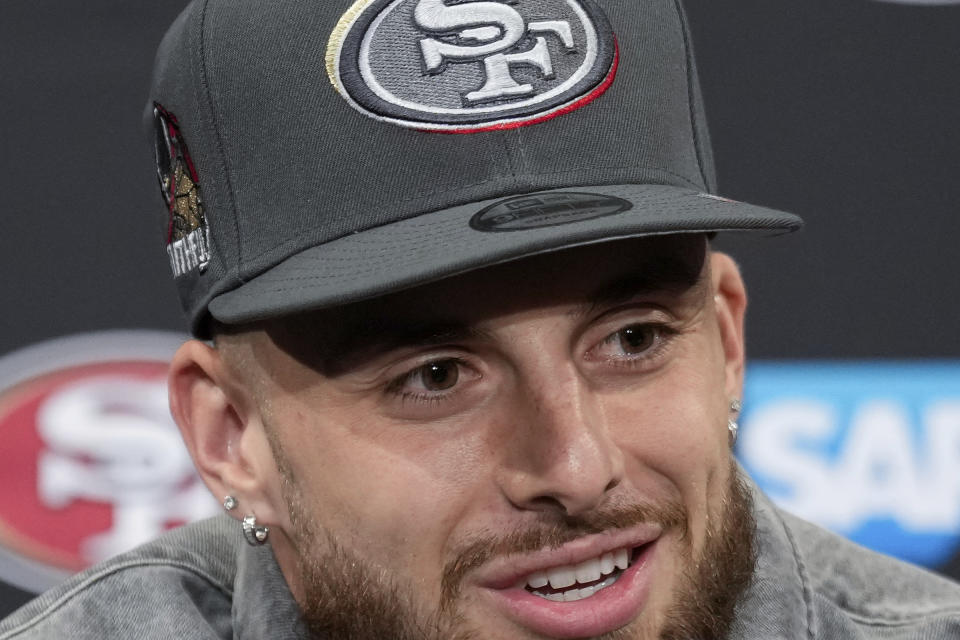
[728,398,741,446]
[223,495,238,511]
[242,514,269,546]
[728,419,739,445]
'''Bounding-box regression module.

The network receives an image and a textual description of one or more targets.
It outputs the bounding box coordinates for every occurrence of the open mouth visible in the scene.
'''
[520,544,646,603]
[484,535,662,638]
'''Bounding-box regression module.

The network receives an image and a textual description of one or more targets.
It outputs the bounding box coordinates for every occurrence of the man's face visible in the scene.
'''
[220,235,754,639]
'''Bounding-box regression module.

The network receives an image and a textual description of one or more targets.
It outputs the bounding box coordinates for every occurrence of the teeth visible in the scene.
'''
[567,585,596,601]
[600,552,615,576]
[563,587,584,602]
[547,566,577,590]
[526,571,548,589]
[524,546,632,593]
[614,548,629,570]
[574,557,601,584]
[535,573,621,602]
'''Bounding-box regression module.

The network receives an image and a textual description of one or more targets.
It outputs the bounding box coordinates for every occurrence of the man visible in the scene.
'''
[2,0,959,638]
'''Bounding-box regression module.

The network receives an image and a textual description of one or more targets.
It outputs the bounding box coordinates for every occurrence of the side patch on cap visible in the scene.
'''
[471,192,632,231]
[327,0,618,132]
[152,103,211,278]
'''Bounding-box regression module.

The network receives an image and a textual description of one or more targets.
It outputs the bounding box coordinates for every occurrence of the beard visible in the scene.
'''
[278,460,756,640]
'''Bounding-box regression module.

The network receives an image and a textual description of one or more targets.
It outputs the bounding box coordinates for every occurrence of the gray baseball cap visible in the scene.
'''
[147,0,802,338]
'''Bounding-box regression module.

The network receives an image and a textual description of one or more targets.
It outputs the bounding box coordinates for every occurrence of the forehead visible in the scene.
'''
[259,235,708,370]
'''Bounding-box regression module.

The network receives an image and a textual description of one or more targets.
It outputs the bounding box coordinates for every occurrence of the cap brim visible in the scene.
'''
[208,184,801,326]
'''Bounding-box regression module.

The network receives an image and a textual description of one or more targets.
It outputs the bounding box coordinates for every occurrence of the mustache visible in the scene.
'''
[440,498,688,607]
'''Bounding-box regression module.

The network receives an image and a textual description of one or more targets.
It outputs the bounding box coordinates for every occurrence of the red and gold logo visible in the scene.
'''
[153,103,212,277]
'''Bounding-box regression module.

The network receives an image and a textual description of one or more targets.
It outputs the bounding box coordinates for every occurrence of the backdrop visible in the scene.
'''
[1,0,959,617]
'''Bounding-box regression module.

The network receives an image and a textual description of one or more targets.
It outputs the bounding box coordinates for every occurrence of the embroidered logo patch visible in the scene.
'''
[153,103,211,277]
[327,0,618,132]
[471,191,631,231]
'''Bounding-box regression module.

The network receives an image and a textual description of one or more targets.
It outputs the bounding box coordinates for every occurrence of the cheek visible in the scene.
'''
[605,348,730,527]
[610,396,721,488]
[276,406,494,574]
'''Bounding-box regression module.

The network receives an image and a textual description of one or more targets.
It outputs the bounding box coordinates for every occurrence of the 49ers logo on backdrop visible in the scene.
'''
[327,0,618,132]
[0,332,218,593]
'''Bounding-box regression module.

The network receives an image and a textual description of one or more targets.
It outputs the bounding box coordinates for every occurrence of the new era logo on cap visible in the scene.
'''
[326,0,618,132]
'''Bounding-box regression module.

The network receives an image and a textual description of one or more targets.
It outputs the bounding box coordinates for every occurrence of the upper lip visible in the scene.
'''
[470,524,664,591]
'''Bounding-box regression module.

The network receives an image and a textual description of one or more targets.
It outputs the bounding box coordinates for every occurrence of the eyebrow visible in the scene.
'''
[352,323,494,354]
[315,321,493,374]
[576,255,706,319]
[312,252,705,371]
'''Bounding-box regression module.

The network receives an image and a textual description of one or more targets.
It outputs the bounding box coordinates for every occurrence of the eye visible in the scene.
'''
[387,357,475,402]
[616,325,657,354]
[420,359,459,391]
[592,323,673,363]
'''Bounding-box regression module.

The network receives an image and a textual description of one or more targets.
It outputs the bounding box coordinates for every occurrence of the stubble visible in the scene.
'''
[276,457,756,640]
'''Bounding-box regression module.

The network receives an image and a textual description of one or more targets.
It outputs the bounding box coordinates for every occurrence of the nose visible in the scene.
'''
[497,367,625,517]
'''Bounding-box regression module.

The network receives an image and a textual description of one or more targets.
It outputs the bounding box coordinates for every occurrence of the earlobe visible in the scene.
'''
[709,252,747,401]
[168,339,281,526]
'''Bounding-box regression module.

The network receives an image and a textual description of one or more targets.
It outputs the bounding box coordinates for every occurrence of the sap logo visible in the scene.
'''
[741,399,960,531]
[737,362,960,567]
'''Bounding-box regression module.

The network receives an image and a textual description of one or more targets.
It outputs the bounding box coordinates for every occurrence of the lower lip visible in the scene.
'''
[481,540,659,639]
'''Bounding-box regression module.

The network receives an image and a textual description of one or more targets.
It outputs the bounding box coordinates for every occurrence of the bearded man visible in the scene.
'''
[2,0,959,638]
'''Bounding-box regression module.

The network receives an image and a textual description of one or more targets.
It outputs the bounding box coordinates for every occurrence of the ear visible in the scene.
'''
[709,252,747,402]
[168,339,284,527]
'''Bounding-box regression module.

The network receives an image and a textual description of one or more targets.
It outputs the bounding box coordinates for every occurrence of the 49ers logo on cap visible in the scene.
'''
[327,0,618,132]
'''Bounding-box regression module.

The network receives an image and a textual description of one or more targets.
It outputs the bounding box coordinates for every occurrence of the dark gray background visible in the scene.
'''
[1,0,958,615]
